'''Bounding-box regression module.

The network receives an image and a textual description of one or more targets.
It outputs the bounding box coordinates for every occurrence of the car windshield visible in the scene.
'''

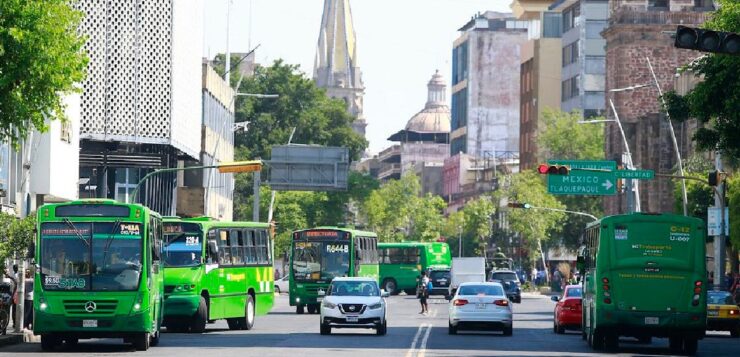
[163,222,203,267]
[40,221,142,291]
[430,270,451,280]
[329,281,379,296]
[707,291,733,305]
[458,285,504,296]
[491,272,518,282]
[292,241,350,281]
[566,287,582,298]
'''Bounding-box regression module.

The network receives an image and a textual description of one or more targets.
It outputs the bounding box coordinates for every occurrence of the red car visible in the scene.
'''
[552,284,582,334]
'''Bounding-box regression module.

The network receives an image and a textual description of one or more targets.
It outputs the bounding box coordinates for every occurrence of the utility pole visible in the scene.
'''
[224,0,231,82]
[714,152,726,290]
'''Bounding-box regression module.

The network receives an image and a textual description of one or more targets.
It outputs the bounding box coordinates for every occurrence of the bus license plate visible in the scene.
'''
[644,317,659,325]
[476,304,486,309]
[707,310,719,316]
[83,319,97,328]
[346,316,359,323]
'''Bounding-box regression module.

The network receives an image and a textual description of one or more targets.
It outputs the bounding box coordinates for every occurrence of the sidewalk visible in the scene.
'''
[0,332,23,347]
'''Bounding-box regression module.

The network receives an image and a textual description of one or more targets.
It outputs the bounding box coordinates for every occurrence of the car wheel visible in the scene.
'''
[553,320,557,333]
[556,322,564,334]
[376,321,387,336]
[320,323,331,335]
[503,324,513,336]
[731,327,739,338]
[448,321,457,335]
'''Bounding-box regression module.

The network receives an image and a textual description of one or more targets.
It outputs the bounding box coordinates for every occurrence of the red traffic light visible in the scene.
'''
[537,164,569,175]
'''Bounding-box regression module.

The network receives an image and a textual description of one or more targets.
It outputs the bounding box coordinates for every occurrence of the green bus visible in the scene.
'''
[378,242,452,295]
[289,227,379,314]
[162,217,275,332]
[580,213,706,354]
[33,200,164,351]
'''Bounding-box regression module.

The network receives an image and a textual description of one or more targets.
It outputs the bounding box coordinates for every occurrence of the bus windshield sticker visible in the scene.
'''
[220,231,228,241]
[306,231,338,237]
[120,224,140,236]
[186,236,200,245]
[669,226,691,242]
[326,244,348,253]
[615,229,628,240]
[164,225,183,233]
[45,276,86,289]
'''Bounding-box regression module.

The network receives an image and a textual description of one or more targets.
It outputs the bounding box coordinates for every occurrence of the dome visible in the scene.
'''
[404,70,450,133]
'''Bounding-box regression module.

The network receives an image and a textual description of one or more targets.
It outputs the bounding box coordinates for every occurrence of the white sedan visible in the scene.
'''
[274,276,289,294]
[319,277,389,335]
[448,282,513,335]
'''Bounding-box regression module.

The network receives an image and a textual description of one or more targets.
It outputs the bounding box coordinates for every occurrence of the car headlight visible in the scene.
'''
[322,301,337,309]
[369,302,383,310]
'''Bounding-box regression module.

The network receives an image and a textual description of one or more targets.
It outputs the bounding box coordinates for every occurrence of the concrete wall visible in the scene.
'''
[400,143,450,173]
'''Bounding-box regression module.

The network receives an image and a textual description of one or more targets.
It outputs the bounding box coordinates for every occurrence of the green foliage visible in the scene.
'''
[673,155,714,220]
[661,1,740,159]
[727,176,740,250]
[0,0,88,146]
[363,174,445,242]
[537,109,605,250]
[0,212,36,263]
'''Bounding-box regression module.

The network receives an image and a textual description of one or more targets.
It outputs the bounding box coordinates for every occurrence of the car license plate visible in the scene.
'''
[644,317,659,325]
[476,303,486,309]
[83,319,97,328]
[346,316,359,323]
[707,310,719,316]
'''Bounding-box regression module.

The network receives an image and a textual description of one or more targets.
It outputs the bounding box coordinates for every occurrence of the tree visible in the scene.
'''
[538,109,605,251]
[0,212,35,264]
[662,0,740,159]
[0,0,88,146]
[727,176,740,273]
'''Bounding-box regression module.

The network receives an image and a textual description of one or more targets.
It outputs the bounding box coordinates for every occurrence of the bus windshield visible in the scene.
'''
[40,221,142,291]
[163,222,203,267]
[292,241,349,281]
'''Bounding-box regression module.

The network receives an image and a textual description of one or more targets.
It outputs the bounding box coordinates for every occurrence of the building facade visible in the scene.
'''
[313,0,367,139]
[603,0,713,214]
[76,0,204,215]
[450,12,528,159]
[549,0,609,119]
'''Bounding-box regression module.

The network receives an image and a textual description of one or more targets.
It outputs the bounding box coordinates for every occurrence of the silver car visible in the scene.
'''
[448,282,513,335]
[319,277,389,335]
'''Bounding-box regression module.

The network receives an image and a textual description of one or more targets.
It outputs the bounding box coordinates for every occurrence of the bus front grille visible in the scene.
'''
[63,300,118,315]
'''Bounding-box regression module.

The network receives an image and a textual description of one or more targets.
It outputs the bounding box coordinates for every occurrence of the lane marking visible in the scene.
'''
[417,323,433,357]
[405,323,431,357]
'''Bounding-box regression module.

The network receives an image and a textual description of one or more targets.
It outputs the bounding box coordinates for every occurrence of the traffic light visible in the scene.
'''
[537,164,569,175]
[507,202,531,209]
[674,25,740,55]
[707,170,727,186]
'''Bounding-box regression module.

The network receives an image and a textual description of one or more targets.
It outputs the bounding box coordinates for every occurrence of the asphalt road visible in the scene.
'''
[1,293,738,356]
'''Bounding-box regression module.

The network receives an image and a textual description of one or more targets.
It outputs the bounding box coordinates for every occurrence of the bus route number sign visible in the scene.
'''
[326,244,348,253]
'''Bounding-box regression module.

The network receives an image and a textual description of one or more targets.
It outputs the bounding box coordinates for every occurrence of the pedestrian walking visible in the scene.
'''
[23,269,33,330]
[418,272,430,314]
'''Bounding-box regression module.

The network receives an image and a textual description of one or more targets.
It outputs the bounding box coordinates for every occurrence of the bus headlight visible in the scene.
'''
[130,293,144,314]
[39,297,48,311]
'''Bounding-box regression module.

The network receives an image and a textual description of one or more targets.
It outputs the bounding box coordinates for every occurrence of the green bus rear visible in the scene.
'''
[289,227,379,314]
[34,200,164,351]
[162,217,274,332]
[378,242,451,295]
[581,213,706,353]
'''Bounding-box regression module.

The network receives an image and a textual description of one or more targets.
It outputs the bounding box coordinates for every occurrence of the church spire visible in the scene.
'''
[313,0,366,138]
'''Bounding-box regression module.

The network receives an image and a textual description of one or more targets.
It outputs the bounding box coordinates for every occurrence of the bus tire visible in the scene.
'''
[591,328,605,350]
[382,279,397,295]
[132,332,150,351]
[241,294,255,330]
[307,304,317,314]
[683,337,698,356]
[64,338,78,348]
[190,296,208,333]
[41,334,60,351]
[669,336,683,354]
[637,336,652,344]
[297,305,305,314]
[227,318,241,330]
[604,332,618,351]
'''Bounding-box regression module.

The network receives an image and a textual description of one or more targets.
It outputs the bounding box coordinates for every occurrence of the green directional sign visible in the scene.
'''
[547,160,617,196]
[615,169,654,180]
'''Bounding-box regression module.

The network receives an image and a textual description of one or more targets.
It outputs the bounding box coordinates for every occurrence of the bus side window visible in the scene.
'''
[231,229,243,265]
[219,230,232,266]
[260,230,270,264]
[244,229,256,264]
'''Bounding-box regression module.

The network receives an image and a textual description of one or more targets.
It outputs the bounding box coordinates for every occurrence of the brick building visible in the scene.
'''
[602,0,713,214]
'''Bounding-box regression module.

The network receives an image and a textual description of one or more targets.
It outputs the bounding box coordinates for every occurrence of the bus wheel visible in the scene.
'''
[150,329,160,347]
[637,336,652,344]
[64,338,78,349]
[41,334,61,351]
[190,296,208,333]
[604,333,618,351]
[241,295,255,330]
[683,337,698,355]
[132,332,150,351]
[227,318,241,330]
[669,336,683,354]
[382,279,397,295]
[591,328,605,350]
[307,304,317,314]
[297,305,305,314]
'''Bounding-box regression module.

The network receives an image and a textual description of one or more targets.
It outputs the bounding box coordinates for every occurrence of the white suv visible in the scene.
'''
[319,277,389,335]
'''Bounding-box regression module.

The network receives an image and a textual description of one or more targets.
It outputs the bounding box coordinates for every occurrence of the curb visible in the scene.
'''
[0,333,23,347]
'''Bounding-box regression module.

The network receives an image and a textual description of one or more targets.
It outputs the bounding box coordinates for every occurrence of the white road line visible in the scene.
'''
[405,323,431,357]
[417,323,433,357]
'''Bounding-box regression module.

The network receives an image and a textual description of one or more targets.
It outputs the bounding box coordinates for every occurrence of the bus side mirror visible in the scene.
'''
[207,240,219,261]
[27,242,35,259]
[576,256,585,272]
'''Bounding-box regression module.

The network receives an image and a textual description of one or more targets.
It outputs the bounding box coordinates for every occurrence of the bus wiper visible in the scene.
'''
[100,219,123,267]
[164,233,183,248]
[63,218,90,247]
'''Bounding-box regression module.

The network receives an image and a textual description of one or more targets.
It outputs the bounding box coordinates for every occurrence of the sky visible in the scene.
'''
[204,0,512,154]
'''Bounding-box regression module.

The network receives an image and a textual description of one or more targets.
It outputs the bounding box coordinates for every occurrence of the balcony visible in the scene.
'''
[609,1,713,26]
[378,145,401,163]
[377,163,402,180]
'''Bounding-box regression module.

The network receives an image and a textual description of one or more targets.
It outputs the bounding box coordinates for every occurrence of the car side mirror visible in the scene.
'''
[551,296,560,302]
[381,290,390,298]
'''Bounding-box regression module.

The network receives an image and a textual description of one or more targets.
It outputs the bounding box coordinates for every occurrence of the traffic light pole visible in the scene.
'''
[713,152,726,290]
[608,99,640,213]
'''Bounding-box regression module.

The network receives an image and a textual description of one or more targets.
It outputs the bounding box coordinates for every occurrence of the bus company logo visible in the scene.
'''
[84,301,97,312]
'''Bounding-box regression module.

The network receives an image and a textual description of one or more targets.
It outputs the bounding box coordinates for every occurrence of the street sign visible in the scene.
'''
[547,160,617,196]
[615,169,654,180]
[707,207,729,236]
[267,145,349,191]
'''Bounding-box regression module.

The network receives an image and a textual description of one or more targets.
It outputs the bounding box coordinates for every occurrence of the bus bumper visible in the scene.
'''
[596,310,706,338]
[33,310,153,336]
[163,294,200,317]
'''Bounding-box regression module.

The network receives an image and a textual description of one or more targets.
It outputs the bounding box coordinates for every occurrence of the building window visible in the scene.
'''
[648,0,669,9]
[60,121,72,143]
[694,0,715,10]
[451,88,468,131]
[561,76,580,101]
[542,12,562,38]
[450,136,467,155]
[562,4,580,33]
[114,168,141,203]
[585,21,607,40]
[562,41,579,67]
[452,41,469,85]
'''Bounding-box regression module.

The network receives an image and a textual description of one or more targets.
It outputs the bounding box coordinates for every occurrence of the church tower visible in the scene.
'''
[313,0,367,138]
